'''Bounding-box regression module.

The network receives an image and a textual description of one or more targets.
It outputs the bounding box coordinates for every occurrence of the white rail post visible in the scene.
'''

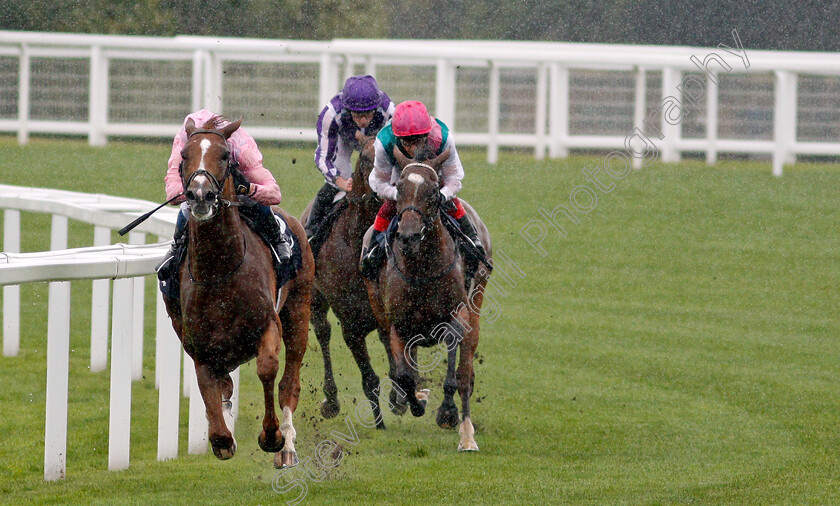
[365,58,376,79]
[51,215,68,251]
[633,66,647,170]
[156,288,181,461]
[435,59,456,128]
[43,280,71,481]
[319,53,339,113]
[773,70,798,172]
[88,45,108,147]
[548,64,569,159]
[230,366,240,430]
[487,62,500,164]
[786,72,798,164]
[90,226,111,372]
[661,66,682,163]
[3,210,21,357]
[17,44,30,145]
[706,70,719,165]
[773,70,794,177]
[191,50,205,113]
[187,354,208,454]
[202,51,222,112]
[128,232,146,381]
[183,349,192,398]
[155,235,167,388]
[109,277,134,471]
[534,63,548,161]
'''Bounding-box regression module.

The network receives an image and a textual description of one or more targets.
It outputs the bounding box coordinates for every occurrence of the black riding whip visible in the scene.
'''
[118,193,182,236]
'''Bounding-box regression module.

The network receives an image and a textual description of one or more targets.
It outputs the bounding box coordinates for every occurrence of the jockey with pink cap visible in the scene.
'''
[360,100,486,279]
[157,109,291,292]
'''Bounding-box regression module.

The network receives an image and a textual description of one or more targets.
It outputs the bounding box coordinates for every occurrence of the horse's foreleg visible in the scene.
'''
[456,305,481,452]
[194,362,237,459]
[436,331,460,429]
[275,300,309,469]
[390,326,424,417]
[378,328,406,415]
[312,289,339,418]
[256,319,284,455]
[344,327,385,429]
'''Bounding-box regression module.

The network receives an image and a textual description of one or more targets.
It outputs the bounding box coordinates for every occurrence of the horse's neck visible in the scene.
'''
[188,207,245,275]
[344,184,379,247]
[395,219,454,275]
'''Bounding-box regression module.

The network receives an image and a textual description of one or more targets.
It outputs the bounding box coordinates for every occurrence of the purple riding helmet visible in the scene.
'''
[341,75,382,112]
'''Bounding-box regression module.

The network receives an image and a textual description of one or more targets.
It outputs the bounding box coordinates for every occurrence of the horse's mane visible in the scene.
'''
[413,144,435,162]
[200,115,228,130]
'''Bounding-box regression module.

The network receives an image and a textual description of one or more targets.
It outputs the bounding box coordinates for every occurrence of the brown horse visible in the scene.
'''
[301,136,407,429]
[363,147,492,451]
[162,116,314,468]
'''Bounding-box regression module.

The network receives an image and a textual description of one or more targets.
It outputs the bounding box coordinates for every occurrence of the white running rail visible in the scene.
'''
[0,184,222,481]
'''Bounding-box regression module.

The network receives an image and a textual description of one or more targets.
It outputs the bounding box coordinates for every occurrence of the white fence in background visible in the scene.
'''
[3,31,840,175]
[0,185,229,481]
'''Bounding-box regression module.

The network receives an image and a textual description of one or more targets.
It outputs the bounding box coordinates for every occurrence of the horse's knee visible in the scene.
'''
[256,354,280,380]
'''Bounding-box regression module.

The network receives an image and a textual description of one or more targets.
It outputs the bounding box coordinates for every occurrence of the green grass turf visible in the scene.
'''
[0,135,838,504]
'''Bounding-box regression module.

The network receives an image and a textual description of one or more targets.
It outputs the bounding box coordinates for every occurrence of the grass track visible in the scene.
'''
[0,136,838,504]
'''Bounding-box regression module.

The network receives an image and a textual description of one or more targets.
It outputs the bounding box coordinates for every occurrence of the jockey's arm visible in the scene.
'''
[164,131,187,204]
[236,135,282,205]
[438,136,464,201]
[370,137,398,201]
[314,103,341,184]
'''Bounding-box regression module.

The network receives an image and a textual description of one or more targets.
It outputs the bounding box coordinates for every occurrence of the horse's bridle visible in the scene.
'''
[179,129,240,212]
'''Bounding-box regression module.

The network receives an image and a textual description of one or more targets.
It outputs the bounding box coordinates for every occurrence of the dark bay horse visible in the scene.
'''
[162,116,314,468]
[363,148,492,451]
[301,136,411,429]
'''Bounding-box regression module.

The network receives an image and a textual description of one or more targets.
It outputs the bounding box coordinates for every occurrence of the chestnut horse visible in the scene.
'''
[301,136,408,429]
[162,116,314,468]
[363,148,492,451]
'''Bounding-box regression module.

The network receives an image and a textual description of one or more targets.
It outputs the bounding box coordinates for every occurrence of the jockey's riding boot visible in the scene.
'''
[305,183,341,240]
[456,215,487,260]
[360,230,386,280]
[249,203,292,264]
[267,215,292,264]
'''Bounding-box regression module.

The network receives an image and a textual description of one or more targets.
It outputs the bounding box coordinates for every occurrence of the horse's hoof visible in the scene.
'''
[390,401,407,416]
[457,441,480,452]
[211,437,237,460]
[320,398,340,419]
[409,401,426,417]
[416,389,430,409]
[274,450,299,469]
[389,388,407,415]
[436,406,459,429]
[259,430,285,453]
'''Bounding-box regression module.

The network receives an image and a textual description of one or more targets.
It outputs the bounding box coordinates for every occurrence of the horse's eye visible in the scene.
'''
[221,152,229,161]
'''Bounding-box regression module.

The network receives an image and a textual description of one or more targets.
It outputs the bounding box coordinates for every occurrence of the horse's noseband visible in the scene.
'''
[396,205,435,240]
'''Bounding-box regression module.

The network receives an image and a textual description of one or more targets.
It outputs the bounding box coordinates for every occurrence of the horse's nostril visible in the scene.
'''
[205,191,216,202]
[185,190,196,201]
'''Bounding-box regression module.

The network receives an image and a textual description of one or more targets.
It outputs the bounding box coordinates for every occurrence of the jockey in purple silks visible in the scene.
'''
[306,75,395,240]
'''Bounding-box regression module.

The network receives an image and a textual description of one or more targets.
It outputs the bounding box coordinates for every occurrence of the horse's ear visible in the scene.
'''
[221,117,242,139]
[393,145,410,169]
[185,118,196,137]
[431,148,450,168]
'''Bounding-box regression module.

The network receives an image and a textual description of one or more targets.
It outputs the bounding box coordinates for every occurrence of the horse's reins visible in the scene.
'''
[387,197,459,285]
[182,129,248,285]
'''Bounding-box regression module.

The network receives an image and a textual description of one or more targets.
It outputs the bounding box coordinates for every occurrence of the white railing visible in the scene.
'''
[2,31,840,176]
[0,185,224,481]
